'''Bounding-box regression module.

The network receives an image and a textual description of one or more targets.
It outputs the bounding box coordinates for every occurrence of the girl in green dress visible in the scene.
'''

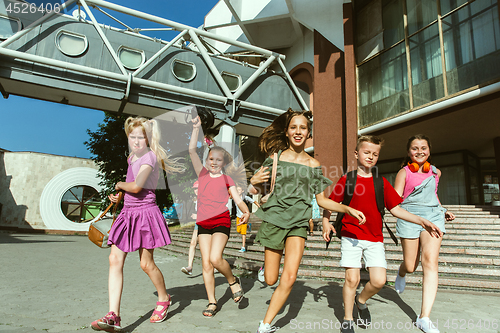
[249,109,366,333]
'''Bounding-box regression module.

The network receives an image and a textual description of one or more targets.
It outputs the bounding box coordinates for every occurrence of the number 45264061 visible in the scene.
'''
[6,2,61,14]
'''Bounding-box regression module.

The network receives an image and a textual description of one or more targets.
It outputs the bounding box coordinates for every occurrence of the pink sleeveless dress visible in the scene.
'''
[108,151,171,252]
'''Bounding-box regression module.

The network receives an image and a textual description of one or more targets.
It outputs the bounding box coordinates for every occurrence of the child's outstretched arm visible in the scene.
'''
[229,186,250,225]
[321,210,334,242]
[189,116,203,176]
[390,206,443,238]
[316,192,366,224]
[115,164,153,194]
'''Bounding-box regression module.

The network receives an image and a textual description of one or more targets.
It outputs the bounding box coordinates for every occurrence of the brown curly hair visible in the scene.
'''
[258,108,313,156]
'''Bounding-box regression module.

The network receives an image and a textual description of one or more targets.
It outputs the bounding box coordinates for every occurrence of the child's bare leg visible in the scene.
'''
[358,267,386,303]
[263,236,304,325]
[139,249,168,301]
[208,232,232,278]
[108,245,127,315]
[343,268,360,321]
[419,231,442,318]
[308,219,314,234]
[241,234,246,248]
[399,238,421,276]
[263,248,283,286]
[139,248,170,320]
[187,228,198,269]
[198,234,216,304]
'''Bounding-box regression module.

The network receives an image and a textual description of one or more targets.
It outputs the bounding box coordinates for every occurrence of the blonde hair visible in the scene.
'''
[258,108,313,156]
[207,146,246,189]
[356,135,384,150]
[124,116,184,174]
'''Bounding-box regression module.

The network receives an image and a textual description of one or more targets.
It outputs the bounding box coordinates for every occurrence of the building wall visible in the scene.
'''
[0,151,98,229]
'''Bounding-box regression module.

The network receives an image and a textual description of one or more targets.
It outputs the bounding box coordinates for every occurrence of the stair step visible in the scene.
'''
[167,205,500,292]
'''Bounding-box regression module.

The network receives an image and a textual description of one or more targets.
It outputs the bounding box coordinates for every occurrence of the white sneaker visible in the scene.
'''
[239,247,246,252]
[256,320,278,333]
[258,266,265,283]
[395,273,406,294]
[416,316,440,333]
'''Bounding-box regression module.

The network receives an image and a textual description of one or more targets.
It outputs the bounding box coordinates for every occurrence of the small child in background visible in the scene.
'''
[308,197,321,236]
[236,186,259,252]
[181,181,199,276]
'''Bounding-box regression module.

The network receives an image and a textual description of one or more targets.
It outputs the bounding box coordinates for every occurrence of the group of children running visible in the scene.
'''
[90,109,453,333]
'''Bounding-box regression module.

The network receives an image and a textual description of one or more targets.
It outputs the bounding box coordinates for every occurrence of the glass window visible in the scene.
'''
[358,42,409,127]
[221,72,241,92]
[406,0,438,35]
[0,14,21,40]
[382,0,405,47]
[440,0,470,16]
[171,59,196,82]
[55,30,88,57]
[442,0,500,95]
[437,165,467,204]
[409,23,444,107]
[118,46,145,70]
[60,186,101,223]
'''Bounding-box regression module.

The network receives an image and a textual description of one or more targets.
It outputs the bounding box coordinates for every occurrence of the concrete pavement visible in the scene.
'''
[0,232,499,333]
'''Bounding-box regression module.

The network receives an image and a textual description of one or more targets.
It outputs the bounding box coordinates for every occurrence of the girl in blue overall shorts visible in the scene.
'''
[393,134,455,333]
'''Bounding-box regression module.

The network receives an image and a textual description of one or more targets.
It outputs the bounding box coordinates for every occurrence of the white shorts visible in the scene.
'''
[340,237,387,269]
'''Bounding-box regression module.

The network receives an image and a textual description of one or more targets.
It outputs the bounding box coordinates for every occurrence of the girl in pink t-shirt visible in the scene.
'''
[393,134,455,333]
[91,117,184,331]
[189,116,250,317]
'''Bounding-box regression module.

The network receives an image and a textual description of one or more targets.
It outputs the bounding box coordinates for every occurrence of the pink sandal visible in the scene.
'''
[150,295,172,323]
[91,311,122,332]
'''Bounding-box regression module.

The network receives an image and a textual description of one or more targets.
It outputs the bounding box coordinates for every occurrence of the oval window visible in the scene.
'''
[171,59,196,82]
[0,14,22,40]
[60,185,101,223]
[221,71,242,92]
[118,46,145,70]
[55,30,88,56]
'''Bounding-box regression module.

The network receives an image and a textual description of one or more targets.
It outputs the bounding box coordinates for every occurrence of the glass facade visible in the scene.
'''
[356,0,500,127]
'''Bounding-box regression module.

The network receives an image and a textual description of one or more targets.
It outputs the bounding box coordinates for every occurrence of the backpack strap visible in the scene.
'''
[327,170,357,249]
[373,172,399,245]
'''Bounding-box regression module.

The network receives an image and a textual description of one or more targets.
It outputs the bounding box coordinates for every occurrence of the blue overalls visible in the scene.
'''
[396,166,446,239]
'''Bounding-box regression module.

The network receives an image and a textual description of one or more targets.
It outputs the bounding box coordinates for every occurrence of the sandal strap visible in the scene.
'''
[229,276,240,286]
[206,302,217,306]
[102,311,120,325]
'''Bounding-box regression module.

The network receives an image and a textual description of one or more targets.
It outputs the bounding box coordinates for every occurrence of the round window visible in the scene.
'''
[118,46,145,70]
[221,71,242,92]
[171,59,196,82]
[60,185,101,223]
[55,30,88,57]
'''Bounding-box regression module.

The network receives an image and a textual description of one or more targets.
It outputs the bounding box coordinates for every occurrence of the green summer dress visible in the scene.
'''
[255,150,332,250]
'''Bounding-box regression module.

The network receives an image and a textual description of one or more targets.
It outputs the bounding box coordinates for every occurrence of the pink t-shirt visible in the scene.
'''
[402,165,439,200]
[124,150,159,206]
[196,167,235,229]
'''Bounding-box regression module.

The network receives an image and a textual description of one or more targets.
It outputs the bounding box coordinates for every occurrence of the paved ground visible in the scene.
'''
[0,232,499,333]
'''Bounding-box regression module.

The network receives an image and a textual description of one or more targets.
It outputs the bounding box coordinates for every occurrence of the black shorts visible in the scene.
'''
[197,224,231,237]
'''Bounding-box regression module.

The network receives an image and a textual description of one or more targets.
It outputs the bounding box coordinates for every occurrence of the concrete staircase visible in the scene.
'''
[164,205,500,292]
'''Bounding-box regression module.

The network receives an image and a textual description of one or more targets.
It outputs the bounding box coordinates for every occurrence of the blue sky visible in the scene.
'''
[0,0,219,158]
